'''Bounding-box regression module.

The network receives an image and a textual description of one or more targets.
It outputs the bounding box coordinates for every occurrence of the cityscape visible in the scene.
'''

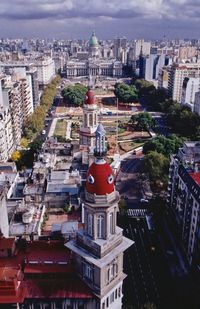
[0,1,200,309]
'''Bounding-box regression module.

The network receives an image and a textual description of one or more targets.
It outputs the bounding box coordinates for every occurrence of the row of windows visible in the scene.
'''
[107,262,118,284]
[102,286,122,309]
[87,213,114,238]
[84,113,98,127]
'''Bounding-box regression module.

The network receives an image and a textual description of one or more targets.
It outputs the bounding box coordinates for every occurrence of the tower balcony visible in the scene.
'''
[76,226,124,258]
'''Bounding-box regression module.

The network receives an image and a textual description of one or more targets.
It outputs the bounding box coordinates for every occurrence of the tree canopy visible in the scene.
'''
[133,78,200,139]
[114,83,138,103]
[143,135,184,157]
[62,84,87,106]
[24,75,61,140]
[130,112,156,131]
[143,151,169,190]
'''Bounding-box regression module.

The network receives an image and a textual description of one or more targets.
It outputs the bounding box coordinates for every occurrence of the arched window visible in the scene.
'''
[94,113,97,126]
[109,213,114,234]
[97,215,104,238]
[89,114,93,126]
[84,114,87,126]
[88,214,93,237]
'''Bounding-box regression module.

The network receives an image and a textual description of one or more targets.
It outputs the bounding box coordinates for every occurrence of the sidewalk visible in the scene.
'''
[66,120,72,140]
[48,118,57,137]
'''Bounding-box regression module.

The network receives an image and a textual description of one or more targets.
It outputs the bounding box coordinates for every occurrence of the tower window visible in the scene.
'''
[84,113,87,126]
[97,215,104,238]
[89,114,93,126]
[83,263,93,280]
[109,212,114,234]
[88,214,93,237]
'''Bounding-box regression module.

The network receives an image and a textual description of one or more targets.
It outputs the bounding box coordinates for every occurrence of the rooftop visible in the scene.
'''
[0,240,93,303]
[189,172,200,186]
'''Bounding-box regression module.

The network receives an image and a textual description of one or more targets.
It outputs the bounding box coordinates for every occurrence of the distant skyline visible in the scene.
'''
[0,0,199,40]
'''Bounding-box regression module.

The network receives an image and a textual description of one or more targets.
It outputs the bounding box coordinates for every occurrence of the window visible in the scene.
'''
[107,261,118,284]
[110,292,114,303]
[115,289,118,299]
[102,302,105,309]
[109,213,114,234]
[111,264,115,278]
[97,215,104,238]
[89,114,93,126]
[84,114,87,126]
[107,268,110,282]
[88,213,93,236]
[118,286,121,297]
[106,297,109,308]
[84,263,93,280]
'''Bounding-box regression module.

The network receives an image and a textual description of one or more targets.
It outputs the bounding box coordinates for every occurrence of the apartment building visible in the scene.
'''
[34,57,55,86]
[168,63,200,102]
[0,78,14,162]
[181,77,200,111]
[167,142,200,267]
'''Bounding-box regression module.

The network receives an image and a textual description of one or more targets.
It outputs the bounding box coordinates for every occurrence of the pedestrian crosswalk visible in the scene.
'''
[127,208,148,218]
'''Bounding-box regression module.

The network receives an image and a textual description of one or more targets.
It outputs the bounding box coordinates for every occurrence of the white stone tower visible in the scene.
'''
[67,124,133,308]
[79,88,98,165]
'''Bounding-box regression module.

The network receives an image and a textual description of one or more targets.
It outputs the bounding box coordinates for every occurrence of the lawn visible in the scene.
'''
[54,119,67,138]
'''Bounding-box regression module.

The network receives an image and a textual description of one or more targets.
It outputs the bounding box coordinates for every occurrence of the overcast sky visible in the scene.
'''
[0,0,199,39]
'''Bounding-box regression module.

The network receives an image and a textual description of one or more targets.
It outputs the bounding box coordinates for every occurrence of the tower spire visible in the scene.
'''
[94,122,106,159]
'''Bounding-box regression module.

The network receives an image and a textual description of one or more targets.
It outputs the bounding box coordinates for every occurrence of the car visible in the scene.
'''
[42,130,46,135]
[140,198,149,203]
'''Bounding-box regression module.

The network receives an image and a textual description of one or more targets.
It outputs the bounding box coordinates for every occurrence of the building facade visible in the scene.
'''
[194,91,200,115]
[168,63,200,103]
[34,57,55,86]
[181,77,200,110]
[167,142,200,267]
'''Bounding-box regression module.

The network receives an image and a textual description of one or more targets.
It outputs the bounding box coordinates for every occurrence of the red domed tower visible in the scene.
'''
[67,123,133,309]
[79,88,98,165]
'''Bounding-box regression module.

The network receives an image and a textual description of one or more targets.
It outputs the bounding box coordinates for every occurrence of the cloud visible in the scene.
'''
[0,0,194,20]
[0,0,199,38]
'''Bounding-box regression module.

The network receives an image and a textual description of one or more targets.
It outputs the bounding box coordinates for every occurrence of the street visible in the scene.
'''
[116,153,199,309]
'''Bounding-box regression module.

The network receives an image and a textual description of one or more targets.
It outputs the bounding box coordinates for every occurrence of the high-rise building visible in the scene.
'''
[179,46,197,61]
[194,91,200,115]
[133,39,151,59]
[67,122,133,309]
[168,63,200,103]
[113,37,127,61]
[167,142,200,266]
[34,57,55,87]
[181,77,200,110]
[0,78,15,162]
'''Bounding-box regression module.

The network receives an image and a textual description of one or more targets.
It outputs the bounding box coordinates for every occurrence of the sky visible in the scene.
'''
[0,0,199,39]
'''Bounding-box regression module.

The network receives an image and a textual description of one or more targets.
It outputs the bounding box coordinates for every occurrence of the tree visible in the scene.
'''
[114,83,138,103]
[20,138,29,148]
[143,135,184,157]
[62,84,87,106]
[133,79,169,111]
[11,150,22,162]
[130,112,156,131]
[143,151,169,190]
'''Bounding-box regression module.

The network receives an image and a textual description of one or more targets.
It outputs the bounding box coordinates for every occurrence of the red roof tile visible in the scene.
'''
[189,172,200,186]
[0,237,15,250]
[25,277,93,299]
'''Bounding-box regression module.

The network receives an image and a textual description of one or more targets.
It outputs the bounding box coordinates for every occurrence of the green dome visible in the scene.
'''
[89,32,98,46]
